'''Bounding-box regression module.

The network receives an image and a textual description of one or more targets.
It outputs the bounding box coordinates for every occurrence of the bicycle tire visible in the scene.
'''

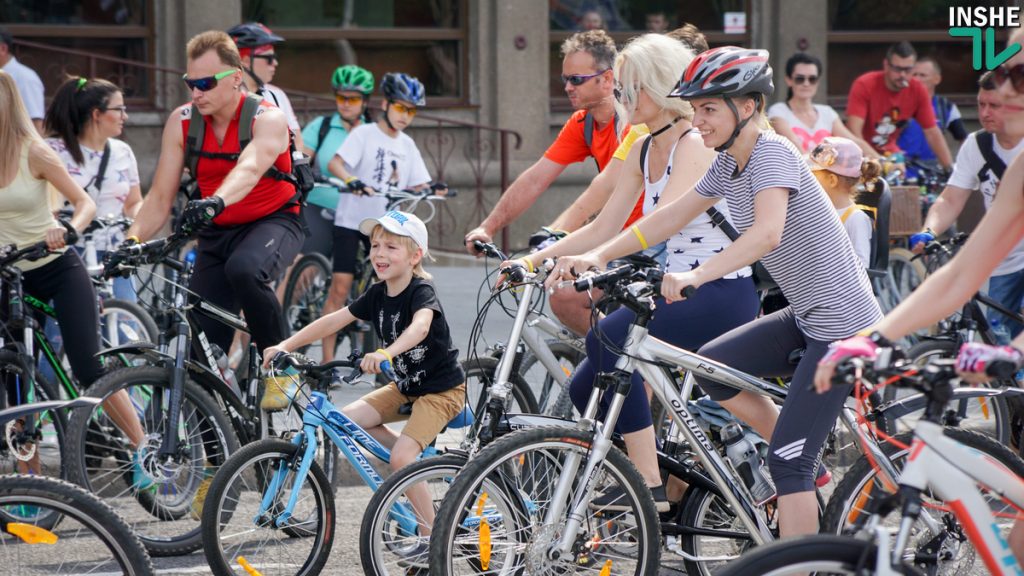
[428,426,661,576]
[888,247,927,299]
[282,253,333,348]
[516,341,584,419]
[66,365,240,557]
[0,349,68,529]
[360,453,468,575]
[0,474,155,575]
[716,534,917,576]
[201,438,334,576]
[880,338,1013,444]
[100,298,160,346]
[462,356,539,418]
[822,427,1024,574]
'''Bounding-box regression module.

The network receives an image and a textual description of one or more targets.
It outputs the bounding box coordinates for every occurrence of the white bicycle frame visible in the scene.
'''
[866,417,1024,576]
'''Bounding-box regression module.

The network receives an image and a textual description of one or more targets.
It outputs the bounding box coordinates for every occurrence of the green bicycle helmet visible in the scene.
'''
[332,65,375,96]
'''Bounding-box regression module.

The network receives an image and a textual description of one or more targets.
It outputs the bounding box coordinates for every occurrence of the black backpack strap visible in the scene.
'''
[639,134,652,171]
[975,130,1006,182]
[583,111,594,149]
[706,206,740,241]
[314,114,332,158]
[236,93,264,151]
[91,142,111,194]
[184,104,205,179]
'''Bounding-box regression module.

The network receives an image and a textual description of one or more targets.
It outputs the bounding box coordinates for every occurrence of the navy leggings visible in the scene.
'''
[569,276,759,434]
[695,307,850,496]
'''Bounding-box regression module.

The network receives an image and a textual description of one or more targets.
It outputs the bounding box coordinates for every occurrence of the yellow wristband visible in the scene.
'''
[375,348,393,365]
[517,256,535,273]
[125,235,141,244]
[630,225,649,250]
[344,176,357,184]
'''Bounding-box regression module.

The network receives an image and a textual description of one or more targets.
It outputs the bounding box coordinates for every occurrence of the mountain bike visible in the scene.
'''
[425,260,1013,576]
[66,230,340,556]
[721,354,1024,576]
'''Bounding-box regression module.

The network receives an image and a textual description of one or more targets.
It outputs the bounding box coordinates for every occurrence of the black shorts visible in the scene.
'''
[332,226,370,274]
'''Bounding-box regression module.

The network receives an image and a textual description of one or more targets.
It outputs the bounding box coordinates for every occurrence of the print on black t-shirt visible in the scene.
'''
[348,277,464,396]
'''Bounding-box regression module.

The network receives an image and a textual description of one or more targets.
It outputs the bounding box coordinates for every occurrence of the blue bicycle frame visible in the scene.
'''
[257,390,430,534]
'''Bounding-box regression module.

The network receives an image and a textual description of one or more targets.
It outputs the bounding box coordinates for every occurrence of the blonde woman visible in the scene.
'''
[528,34,759,509]
[0,71,147,481]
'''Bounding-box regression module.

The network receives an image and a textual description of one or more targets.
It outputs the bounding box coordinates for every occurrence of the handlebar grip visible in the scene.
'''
[445,189,457,198]
[270,351,296,371]
[681,285,697,299]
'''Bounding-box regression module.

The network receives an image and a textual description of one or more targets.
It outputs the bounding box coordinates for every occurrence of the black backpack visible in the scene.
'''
[183,93,314,203]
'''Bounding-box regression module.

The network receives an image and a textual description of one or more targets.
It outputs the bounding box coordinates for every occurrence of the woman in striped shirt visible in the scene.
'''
[561,46,882,537]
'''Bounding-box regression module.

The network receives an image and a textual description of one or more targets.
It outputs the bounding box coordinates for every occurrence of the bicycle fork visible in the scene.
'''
[545,372,628,561]
[258,424,320,528]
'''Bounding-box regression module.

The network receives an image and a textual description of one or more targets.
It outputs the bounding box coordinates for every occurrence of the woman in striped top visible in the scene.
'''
[563,46,882,537]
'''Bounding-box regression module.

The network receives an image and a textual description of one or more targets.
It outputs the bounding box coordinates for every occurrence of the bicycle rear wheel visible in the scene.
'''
[66,366,240,556]
[716,535,909,576]
[282,253,332,352]
[0,474,154,575]
[202,438,334,576]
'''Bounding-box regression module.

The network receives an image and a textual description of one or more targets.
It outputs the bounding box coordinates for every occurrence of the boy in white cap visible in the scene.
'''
[262,210,465,560]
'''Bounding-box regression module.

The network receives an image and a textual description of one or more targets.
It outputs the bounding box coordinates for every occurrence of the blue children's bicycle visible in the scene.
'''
[199,352,472,576]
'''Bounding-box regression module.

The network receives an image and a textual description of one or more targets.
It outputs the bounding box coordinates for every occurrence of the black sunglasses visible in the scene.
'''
[793,74,818,85]
[182,69,238,92]
[252,53,278,64]
[560,69,609,86]
[994,63,1024,92]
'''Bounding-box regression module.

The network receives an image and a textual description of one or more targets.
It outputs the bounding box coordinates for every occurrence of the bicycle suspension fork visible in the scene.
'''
[158,255,196,461]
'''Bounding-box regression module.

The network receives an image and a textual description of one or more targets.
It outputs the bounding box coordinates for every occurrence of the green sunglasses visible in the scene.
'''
[183,69,238,92]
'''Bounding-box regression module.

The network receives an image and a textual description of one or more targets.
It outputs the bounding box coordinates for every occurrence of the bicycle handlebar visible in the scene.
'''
[0,228,79,269]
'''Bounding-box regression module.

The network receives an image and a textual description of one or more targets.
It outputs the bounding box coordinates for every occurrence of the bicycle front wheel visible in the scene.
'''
[201,438,334,576]
[282,253,332,348]
[66,366,240,556]
[429,426,660,576]
[0,474,154,575]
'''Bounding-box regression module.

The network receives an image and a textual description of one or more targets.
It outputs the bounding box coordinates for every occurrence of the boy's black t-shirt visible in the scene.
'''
[348,277,464,396]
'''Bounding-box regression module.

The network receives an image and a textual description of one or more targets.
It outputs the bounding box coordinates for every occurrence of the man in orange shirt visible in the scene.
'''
[464,30,622,335]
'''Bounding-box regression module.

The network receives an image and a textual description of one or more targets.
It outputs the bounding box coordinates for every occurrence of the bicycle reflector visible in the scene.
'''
[5,522,58,545]
[476,492,492,570]
[600,559,614,576]
[236,555,264,576]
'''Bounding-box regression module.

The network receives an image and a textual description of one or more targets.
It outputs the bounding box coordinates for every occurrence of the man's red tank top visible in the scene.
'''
[180,94,297,226]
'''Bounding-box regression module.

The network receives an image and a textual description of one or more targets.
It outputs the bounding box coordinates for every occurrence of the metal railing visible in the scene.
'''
[11,38,523,254]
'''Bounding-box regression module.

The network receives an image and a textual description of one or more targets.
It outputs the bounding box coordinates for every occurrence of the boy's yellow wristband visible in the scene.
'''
[631,225,649,250]
[517,256,535,272]
[375,348,393,364]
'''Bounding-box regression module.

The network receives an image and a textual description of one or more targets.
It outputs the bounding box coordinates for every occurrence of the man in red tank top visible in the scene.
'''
[124,30,303,356]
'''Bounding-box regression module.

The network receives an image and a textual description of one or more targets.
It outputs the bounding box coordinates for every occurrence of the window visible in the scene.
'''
[549,0,750,108]
[242,0,467,107]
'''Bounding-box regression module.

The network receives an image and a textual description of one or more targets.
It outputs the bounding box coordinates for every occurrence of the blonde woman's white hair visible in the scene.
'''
[614,34,694,121]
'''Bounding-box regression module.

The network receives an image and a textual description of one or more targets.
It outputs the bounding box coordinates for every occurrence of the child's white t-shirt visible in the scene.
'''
[333,123,431,231]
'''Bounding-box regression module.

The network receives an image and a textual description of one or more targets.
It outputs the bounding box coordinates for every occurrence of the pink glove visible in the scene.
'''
[819,336,879,366]
[956,342,1024,376]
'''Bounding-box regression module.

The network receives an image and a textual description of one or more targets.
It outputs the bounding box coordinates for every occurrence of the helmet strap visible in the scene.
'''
[244,54,265,95]
[716,97,753,153]
[383,101,398,132]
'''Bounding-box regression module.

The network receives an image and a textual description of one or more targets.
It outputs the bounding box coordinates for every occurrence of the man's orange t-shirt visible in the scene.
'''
[543,110,646,226]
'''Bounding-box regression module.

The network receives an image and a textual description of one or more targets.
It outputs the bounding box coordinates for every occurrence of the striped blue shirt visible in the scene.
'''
[695,132,882,341]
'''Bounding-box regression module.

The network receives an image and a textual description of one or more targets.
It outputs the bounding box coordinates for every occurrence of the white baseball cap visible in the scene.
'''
[359,210,429,255]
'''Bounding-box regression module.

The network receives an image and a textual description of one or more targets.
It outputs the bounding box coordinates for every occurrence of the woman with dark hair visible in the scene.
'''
[44,76,142,301]
[768,52,877,157]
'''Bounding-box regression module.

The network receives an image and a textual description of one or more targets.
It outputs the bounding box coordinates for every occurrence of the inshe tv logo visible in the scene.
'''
[949,6,1022,70]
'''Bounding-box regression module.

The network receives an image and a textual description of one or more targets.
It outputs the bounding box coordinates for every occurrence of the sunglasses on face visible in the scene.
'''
[335,94,364,106]
[886,60,914,74]
[252,53,278,64]
[390,101,418,117]
[560,69,609,86]
[793,74,818,85]
[103,105,128,116]
[994,63,1024,92]
[182,69,237,92]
